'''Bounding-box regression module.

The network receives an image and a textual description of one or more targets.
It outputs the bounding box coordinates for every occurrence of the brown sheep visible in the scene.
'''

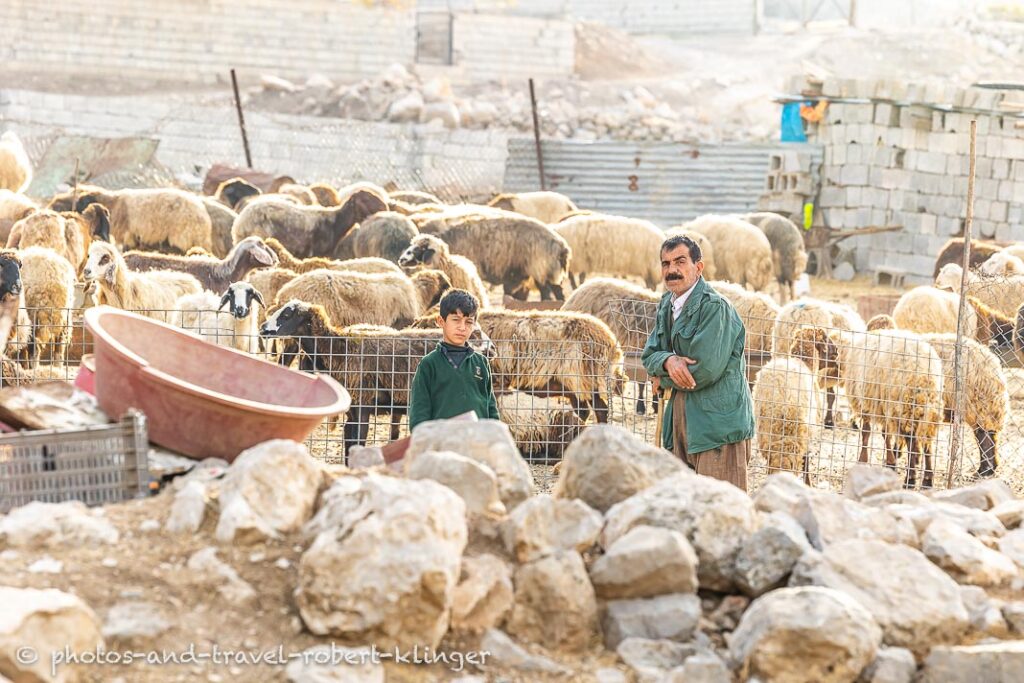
[409,269,452,312]
[866,314,896,331]
[334,211,419,263]
[215,177,262,210]
[51,187,213,253]
[245,267,299,314]
[262,237,403,276]
[7,204,110,274]
[309,183,341,207]
[122,236,278,293]
[202,197,239,259]
[276,183,317,205]
[231,188,388,258]
[933,238,1003,279]
[275,268,421,330]
[417,208,570,300]
[0,190,37,244]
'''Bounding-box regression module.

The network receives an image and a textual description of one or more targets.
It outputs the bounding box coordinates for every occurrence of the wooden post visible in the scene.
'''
[230,68,253,169]
[528,78,546,191]
[948,119,977,488]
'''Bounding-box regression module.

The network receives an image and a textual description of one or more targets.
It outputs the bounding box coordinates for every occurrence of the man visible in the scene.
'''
[641,234,755,490]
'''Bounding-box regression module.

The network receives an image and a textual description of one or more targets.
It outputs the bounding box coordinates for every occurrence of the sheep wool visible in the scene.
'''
[893,286,977,338]
[0,190,36,244]
[561,277,659,351]
[740,211,809,303]
[276,268,421,330]
[0,131,32,193]
[398,233,489,307]
[495,391,586,458]
[555,213,664,289]
[335,211,418,263]
[752,356,822,477]
[935,263,1024,318]
[18,246,76,366]
[681,214,774,292]
[772,297,865,356]
[979,250,1024,277]
[710,280,780,356]
[75,187,213,254]
[488,191,578,223]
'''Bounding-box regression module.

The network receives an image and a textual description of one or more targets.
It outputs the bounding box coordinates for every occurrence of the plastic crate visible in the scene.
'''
[0,410,149,513]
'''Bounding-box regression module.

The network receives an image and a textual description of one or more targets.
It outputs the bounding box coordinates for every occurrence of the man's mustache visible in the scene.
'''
[665,273,683,281]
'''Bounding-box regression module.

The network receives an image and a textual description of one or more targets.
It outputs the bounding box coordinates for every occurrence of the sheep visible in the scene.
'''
[0,132,32,193]
[214,177,262,211]
[663,227,717,280]
[561,277,659,414]
[801,327,944,488]
[173,284,264,354]
[245,267,299,315]
[202,197,238,259]
[1002,244,1024,262]
[409,269,452,313]
[554,213,663,290]
[772,298,865,428]
[122,236,278,294]
[933,238,1003,279]
[309,183,341,207]
[417,208,570,300]
[935,263,1024,318]
[0,250,34,360]
[920,333,1008,479]
[709,280,781,357]
[892,286,1014,346]
[275,268,422,333]
[276,183,317,205]
[390,190,441,206]
[334,211,419,263]
[82,241,202,322]
[7,204,110,274]
[337,181,390,205]
[752,335,825,482]
[259,301,453,449]
[979,250,1024,276]
[681,214,774,291]
[398,233,489,306]
[217,282,265,353]
[0,190,36,243]
[17,247,76,367]
[495,391,586,459]
[487,191,578,223]
[53,187,213,254]
[866,314,896,331]
[739,211,809,303]
[262,236,404,277]
[231,188,389,259]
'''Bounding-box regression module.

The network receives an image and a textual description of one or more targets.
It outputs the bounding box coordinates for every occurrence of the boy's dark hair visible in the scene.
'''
[660,234,702,263]
[439,289,480,319]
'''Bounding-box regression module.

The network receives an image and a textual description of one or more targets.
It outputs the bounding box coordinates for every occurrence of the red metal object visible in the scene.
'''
[74,354,96,395]
[84,307,350,462]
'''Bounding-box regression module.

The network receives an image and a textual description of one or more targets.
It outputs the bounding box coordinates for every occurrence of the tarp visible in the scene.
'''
[25,136,167,198]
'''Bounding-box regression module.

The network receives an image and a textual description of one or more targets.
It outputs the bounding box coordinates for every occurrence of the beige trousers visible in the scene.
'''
[671,391,751,492]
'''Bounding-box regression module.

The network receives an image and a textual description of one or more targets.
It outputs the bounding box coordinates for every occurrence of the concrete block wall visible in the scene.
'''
[810,91,1024,283]
[0,0,416,84]
[452,13,575,82]
[0,90,509,200]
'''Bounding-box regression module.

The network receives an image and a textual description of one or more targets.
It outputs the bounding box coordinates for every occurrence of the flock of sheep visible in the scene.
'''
[0,129,1020,486]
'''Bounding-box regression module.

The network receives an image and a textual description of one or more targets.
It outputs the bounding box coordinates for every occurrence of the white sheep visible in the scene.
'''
[752,349,823,482]
[82,241,202,323]
[397,233,489,307]
[891,286,1014,347]
[488,191,578,223]
[0,132,32,193]
[173,283,263,354]
[979,250,1024,277]
[18,246,76,367]
[495,390,586,459]
[680,214,774,292]
[935,263,1024,318]
[555,213,664,289]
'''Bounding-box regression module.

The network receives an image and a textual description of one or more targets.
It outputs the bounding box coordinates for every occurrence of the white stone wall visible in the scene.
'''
[452,13,575,82]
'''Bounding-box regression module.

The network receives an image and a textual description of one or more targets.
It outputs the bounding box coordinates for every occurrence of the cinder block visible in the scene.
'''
[938,216,962,235]
[977,220,997,238]
[841,164,870,186]
[991,201,1009,222]
[874,103,899,127]
[994,158,1011,179]
[920,213,937,234]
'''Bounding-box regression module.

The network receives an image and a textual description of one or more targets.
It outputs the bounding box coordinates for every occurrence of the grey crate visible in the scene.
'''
[0,411,149,513]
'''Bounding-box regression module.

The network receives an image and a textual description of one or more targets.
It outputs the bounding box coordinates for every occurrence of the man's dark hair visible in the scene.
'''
[439,289,480,319]
[660,234,702,263]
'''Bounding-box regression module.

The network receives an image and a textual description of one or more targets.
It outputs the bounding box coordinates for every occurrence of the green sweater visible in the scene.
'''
[409,343,500,431]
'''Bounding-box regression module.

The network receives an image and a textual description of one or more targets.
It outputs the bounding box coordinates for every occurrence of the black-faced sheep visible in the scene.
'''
[275,268,422,332]
[202,197,239,259]
[53,187,213,254]
[663,227,717,280]
[488,191,578,223]
[892,286,1014,347]
[0,250,30,359]
[263,236,403,277]
[7,204,110,274]
[18,246,75,367]
[554,213,663,290]
[739,211,809,303]
[334,211,419,263]
[398,233,489,306]
[174,283,264,354]
[681,215,774,292]
[0,190,37,244]
[122,236,278,295]
[0,132,32,193]
[83,241,203,322]
[416,208,570,300]
[933,238,1003,279]
[231,188,389,259]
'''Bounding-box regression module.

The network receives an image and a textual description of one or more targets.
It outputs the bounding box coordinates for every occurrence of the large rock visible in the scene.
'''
[386,90,424,123]
[215,439,322,544]
[407,419,534,509]
[553,425,685,513]
[919,642,1024,682]
[406,450,506,518]
[165,480,208,534]
[665,652,731,683]
[451,554,514,633]
[859,647,916,683]
[602,472,759,591]
[930,480,1015,511]
[506,550,599,652]
[285,644,384,683]
[503,494,602,563]
[590,525,698,599]
[734,511,812,596]
[616,638,706,683]
[780,486,918,549]
[887,501,1005,538]
[844,464,903,501]
[0,586,103,683]
[1003,602,1024,634]
[102,601,172,643]
[602,594,701,649]
[1001,528,1024,568]
[922,518,1019,587]
[479,629,569,675]
[790,540,970,655]
[730,586,881,683]
[991,499,1024,529]
[860,491,931,508]
[295,474,467,649]
[186,547,256,603]
[0,500,118,547]
[960,585,1009,637]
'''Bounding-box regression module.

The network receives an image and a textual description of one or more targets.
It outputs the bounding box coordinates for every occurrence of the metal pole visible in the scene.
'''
[948,119,977,488]
[528,78,547,191]
[230,68,253,169]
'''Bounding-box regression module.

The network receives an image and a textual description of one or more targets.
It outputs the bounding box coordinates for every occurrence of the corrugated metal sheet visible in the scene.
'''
[504,138,823,227]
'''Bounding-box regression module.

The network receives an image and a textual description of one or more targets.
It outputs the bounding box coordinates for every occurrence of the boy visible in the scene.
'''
[408,289,499,430]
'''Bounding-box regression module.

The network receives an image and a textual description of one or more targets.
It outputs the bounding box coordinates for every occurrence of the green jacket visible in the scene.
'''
[641,277,755,454]
[409,343,500,431]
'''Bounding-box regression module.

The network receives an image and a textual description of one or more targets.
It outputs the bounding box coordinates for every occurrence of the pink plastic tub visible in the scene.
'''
[84,306,350,461]
[74,354,96,395]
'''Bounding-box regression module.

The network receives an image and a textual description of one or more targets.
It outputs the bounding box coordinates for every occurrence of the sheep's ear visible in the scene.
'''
[251,289,265,309]
[253,245,276,266]
[218,292,231,311]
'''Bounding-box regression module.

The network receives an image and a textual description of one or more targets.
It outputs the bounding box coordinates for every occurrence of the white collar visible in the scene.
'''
[671,280,698,318]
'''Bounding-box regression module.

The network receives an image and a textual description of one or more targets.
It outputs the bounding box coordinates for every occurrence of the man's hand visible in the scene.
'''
[665,355,696,390]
